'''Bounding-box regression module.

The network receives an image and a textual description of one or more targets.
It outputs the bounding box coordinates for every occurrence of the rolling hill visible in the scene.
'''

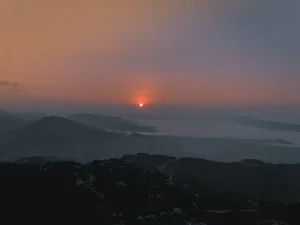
[234,117,300,133]
[0,116,182,162]
[0,112,27,132]
[69,113,156,132]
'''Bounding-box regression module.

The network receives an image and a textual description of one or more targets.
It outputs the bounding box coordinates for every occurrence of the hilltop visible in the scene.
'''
[69,113,157,132]
[0,117,182,162]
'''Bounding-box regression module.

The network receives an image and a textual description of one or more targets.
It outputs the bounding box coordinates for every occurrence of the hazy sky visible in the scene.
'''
[1,0,300,107]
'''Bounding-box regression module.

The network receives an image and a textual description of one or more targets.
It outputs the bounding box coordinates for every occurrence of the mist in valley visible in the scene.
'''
[1,106,300,164]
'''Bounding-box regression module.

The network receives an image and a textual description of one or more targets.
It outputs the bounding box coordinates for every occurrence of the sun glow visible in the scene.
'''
[139,103,144,107]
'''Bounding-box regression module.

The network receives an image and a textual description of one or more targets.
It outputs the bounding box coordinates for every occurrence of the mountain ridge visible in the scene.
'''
[69,113,157,132]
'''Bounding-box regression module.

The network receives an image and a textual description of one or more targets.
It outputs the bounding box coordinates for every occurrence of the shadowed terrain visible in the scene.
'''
[1,155,300,225]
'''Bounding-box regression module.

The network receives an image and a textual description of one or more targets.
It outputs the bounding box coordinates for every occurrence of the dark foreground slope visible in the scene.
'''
[123,154,300,205]
[1,156,300,225]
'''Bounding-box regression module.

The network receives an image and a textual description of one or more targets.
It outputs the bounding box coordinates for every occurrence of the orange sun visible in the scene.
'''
[139,103,144,107]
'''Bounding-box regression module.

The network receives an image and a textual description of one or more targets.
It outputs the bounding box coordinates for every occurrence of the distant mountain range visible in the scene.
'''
[0,109,46,133]
[69,113,156,132]
[1,109,300,164]
[0,113,27,132]
[123,113,300,133]
[0,116,182,162]
[0,110,156,132]
[233,117,300,133]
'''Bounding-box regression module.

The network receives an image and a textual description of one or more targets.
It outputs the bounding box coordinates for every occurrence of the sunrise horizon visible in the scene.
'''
[1,0,300,108]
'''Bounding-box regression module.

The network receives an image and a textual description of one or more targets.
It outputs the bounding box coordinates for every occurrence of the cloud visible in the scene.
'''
[0,80,22,102]
[0,80,20,89]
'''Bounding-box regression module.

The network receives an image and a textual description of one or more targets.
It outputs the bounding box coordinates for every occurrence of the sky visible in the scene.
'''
[1,0,300,109]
